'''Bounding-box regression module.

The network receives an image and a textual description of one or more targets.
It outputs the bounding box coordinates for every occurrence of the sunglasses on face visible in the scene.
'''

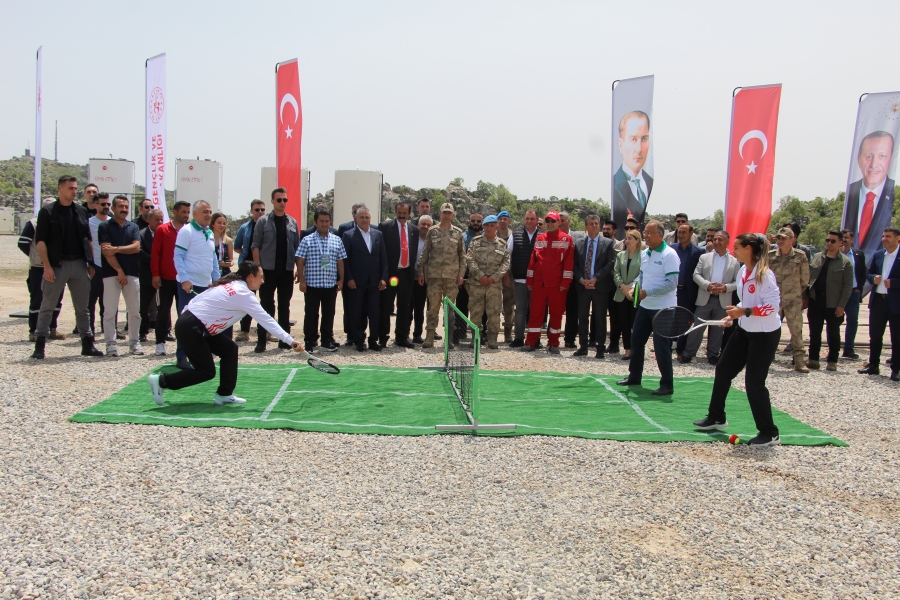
[826,239,839,244]
[676,220,686,224]
[98,202,111,207]
[625,226,637,231]
[274,198,288,204]
[545,219,557,223]
[470,220,482,224]
[253,208,266,213]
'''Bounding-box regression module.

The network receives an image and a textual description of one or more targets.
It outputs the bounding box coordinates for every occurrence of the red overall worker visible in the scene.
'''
[523,210,574,354]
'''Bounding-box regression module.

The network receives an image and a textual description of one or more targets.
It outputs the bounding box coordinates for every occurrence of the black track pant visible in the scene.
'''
[160,311,238,397]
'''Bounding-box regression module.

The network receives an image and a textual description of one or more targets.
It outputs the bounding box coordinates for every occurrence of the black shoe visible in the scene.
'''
[678,356,692,364]
[707,356,719,365]
[434,333,442,341]
[548,346,560,355]
[693,417,728,430]
[892,370,900,382]
[573,347,588,357]
[588,340,597,348]
[368,342,382,352]
[166,333,176,342]
[116,331,126,341]
[606,345,618,354]
[595,351,605,360]
[887,358,894,366]
[344,339,354,347]
[80,336,103,357]
[320,340,338,352]
[396,339,415,349]
[509,339,524,348]
[564,342,577,349]
[616,378,640,386]
[521,345,536,352]
[858,365,880,375]
[535,341,544,349]
[621,353,631,361]
[355,343,367,352]
[31,336,47,359]
[747,434,781,447]
[842,350,860,359]
[652,386,674,396]
[379,338,389,348]
[278,341,292,350]
[412,336,425,344]
[254,342,266,353]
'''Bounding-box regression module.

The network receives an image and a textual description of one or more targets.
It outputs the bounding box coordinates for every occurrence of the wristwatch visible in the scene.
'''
[744,308,753,318]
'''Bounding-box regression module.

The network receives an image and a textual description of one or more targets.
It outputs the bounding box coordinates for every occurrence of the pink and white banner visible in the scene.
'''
[145,53,168,223]
[34,46,42,216]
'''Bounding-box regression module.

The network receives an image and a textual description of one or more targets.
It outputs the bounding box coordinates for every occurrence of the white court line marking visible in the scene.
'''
[591,376,671,434]
[70,411,839,440]
[284,390,453,399]
[260,368,297,421]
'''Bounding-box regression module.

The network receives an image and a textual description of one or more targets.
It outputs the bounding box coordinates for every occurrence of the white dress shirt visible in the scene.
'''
[359,227,372,253]
[877,246,898,294]
[710,250,727,284]
[858,179,887,231]
[622,166,648,206]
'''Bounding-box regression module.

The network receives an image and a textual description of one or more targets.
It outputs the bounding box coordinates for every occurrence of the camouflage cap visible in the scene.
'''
[440,202,455,213]
[776,227,795,239]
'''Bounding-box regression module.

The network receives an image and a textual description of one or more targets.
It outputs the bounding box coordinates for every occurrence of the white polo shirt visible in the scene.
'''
[639,242,680,310]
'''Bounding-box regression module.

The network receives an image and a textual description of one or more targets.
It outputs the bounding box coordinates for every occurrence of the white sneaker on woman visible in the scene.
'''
[213,394,247,405]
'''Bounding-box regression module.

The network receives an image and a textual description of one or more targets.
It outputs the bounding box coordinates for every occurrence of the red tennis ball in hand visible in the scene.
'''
[729,434,740,445]
[389,276,399,287]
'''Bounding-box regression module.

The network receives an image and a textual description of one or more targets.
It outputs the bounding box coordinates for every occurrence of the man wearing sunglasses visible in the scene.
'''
[233,199,266,341]
[251,188,300,352]
[806,231,853,371]
[87,192,113,337]
[522,211,574,353]
[664,213,699,246]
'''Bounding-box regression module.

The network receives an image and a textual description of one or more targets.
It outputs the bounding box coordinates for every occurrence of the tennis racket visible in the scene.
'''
[295,348,341,374]
[632,279,640,308]
[652,306,727,339]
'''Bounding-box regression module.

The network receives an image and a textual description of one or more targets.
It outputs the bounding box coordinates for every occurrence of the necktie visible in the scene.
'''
[859,191,876,244]
[400,222,409,268]
[584,238,594,280]
[626,174,647,207]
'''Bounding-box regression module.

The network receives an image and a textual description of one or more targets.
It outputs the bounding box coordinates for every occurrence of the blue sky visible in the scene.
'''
[1,0,896,217]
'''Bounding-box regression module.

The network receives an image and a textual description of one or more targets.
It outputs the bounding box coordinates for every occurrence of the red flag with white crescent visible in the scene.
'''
[276,59,302,226]
[724,84,782,245]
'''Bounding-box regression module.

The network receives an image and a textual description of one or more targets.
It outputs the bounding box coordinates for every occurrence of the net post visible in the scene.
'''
[443,296,450,365]
[471,323,481,425]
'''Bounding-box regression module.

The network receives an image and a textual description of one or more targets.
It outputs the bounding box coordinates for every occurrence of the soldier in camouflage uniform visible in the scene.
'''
[497,211,516,342]
[416,203,466,348]
[769,226,811,373]
[466,215,511,349]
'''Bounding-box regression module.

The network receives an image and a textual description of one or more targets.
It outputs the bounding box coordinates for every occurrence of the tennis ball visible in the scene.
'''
[389,277,399,287]
[729,434,740,445]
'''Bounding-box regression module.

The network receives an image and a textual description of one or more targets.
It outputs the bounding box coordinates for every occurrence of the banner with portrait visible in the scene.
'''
[145,53,168,223]
[610,75,654,239]
[841,92,900,264]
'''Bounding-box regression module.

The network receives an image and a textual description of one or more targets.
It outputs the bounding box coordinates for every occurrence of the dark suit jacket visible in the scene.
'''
[573,235,616,293]
[845,177,895,261]
[612,165,654,239]
[337,221,355,236]
[867,247,900,313]
[342,228,388,289]
[139,227,154,283]
[377,218,419,276]
[846,247,866,292]
[671,242,705,308]
[300,225,339,240]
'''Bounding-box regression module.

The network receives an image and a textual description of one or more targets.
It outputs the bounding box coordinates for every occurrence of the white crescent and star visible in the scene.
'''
[739,130,767,175]
[280,93,299,139]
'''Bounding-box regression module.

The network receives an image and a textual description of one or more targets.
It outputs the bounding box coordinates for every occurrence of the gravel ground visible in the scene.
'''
[0,236,898,599]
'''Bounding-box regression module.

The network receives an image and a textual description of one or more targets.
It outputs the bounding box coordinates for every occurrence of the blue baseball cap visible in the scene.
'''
[483,215,499,224]
[497,211,510,218]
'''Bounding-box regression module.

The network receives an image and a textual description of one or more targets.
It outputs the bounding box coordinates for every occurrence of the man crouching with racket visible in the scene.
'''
[617,220,680,396]
[693,233,782,446]
[147,261,303,406]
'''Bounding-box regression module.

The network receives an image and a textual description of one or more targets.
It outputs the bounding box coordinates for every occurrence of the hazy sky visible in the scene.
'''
[1,0,897,218]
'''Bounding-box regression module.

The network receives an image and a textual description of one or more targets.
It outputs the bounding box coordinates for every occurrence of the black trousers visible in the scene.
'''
[577,287,608,349]
[88,266,104,334]
[868,293,900,367]
[564,284,579,345]
[606,290,621,348]
[807,297,843,363]
[304,286,338,345]
[139,275,155,337]
[28,266,62,333]
[155,279,178,345]
[346,283,381,344]
[380,267,413,342]
[616,299,638,350]
[258,269,294,339]
[412,279,427,339]
[706,326,780,437]
[160,311,238,397]
[674,291,696,354]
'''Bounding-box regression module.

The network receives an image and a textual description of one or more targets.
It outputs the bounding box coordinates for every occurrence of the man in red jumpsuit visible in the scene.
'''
[523,210,574,354]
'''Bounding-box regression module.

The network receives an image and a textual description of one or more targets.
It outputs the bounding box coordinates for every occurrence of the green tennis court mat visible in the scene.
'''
[69,364,845,446]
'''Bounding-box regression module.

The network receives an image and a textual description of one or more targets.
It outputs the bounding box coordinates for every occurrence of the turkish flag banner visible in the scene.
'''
[724,85,782,244]
[276,59,303,227]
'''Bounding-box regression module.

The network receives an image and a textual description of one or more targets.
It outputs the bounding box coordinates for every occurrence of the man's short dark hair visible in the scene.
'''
[114,195,129,207]
[395,200,411,212]
[417,198,430,206]
[524,209,539,218]
[884,227,900,237]
[675,212,688,220]
[706,227,720,234]
[626,216,639,225]
[140,199,153,208]
[717,230,730,239]
[678,223,694,233]
[58,175,77,186]
[314,207,332,223]
[271,187,286,200]
[841,229,854,239]
[782,222,801,237]
[173,200,191,211]
[604,219,617,230]
[585,214,601,225]
[95,192,110,202]
[250,199,265,208]
[827,230,842,240]
[858,131,895,157]
[84,183,99,191]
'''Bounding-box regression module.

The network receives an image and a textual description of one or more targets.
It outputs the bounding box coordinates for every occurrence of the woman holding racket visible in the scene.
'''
[147,261,303,406]
[693,233,782,446]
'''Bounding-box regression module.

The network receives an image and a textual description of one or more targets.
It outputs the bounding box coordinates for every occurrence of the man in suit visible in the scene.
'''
[859,227,900,380]
[683,230,739,364]
[138,209,163,343]
[335,202,362,345]
[337,203,363,237]
[572,215,616,358]
[841,229,867,359]
[671,223,705,362]
[612,111,653,237]
[844,131,896,262]
[377,200,419,348]
[342,206,388,351]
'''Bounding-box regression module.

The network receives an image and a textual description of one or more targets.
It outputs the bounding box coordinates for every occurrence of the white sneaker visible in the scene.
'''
[106,343,118,357]
[148,374,164,406]
[155,343,166,356]
[131,343,145,355]
[214,394,247,405]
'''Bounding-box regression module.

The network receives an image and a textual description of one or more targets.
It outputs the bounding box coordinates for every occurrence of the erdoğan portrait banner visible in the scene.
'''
[276,59,303,227]
[723,85,782,245]
[841,91,900,266]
